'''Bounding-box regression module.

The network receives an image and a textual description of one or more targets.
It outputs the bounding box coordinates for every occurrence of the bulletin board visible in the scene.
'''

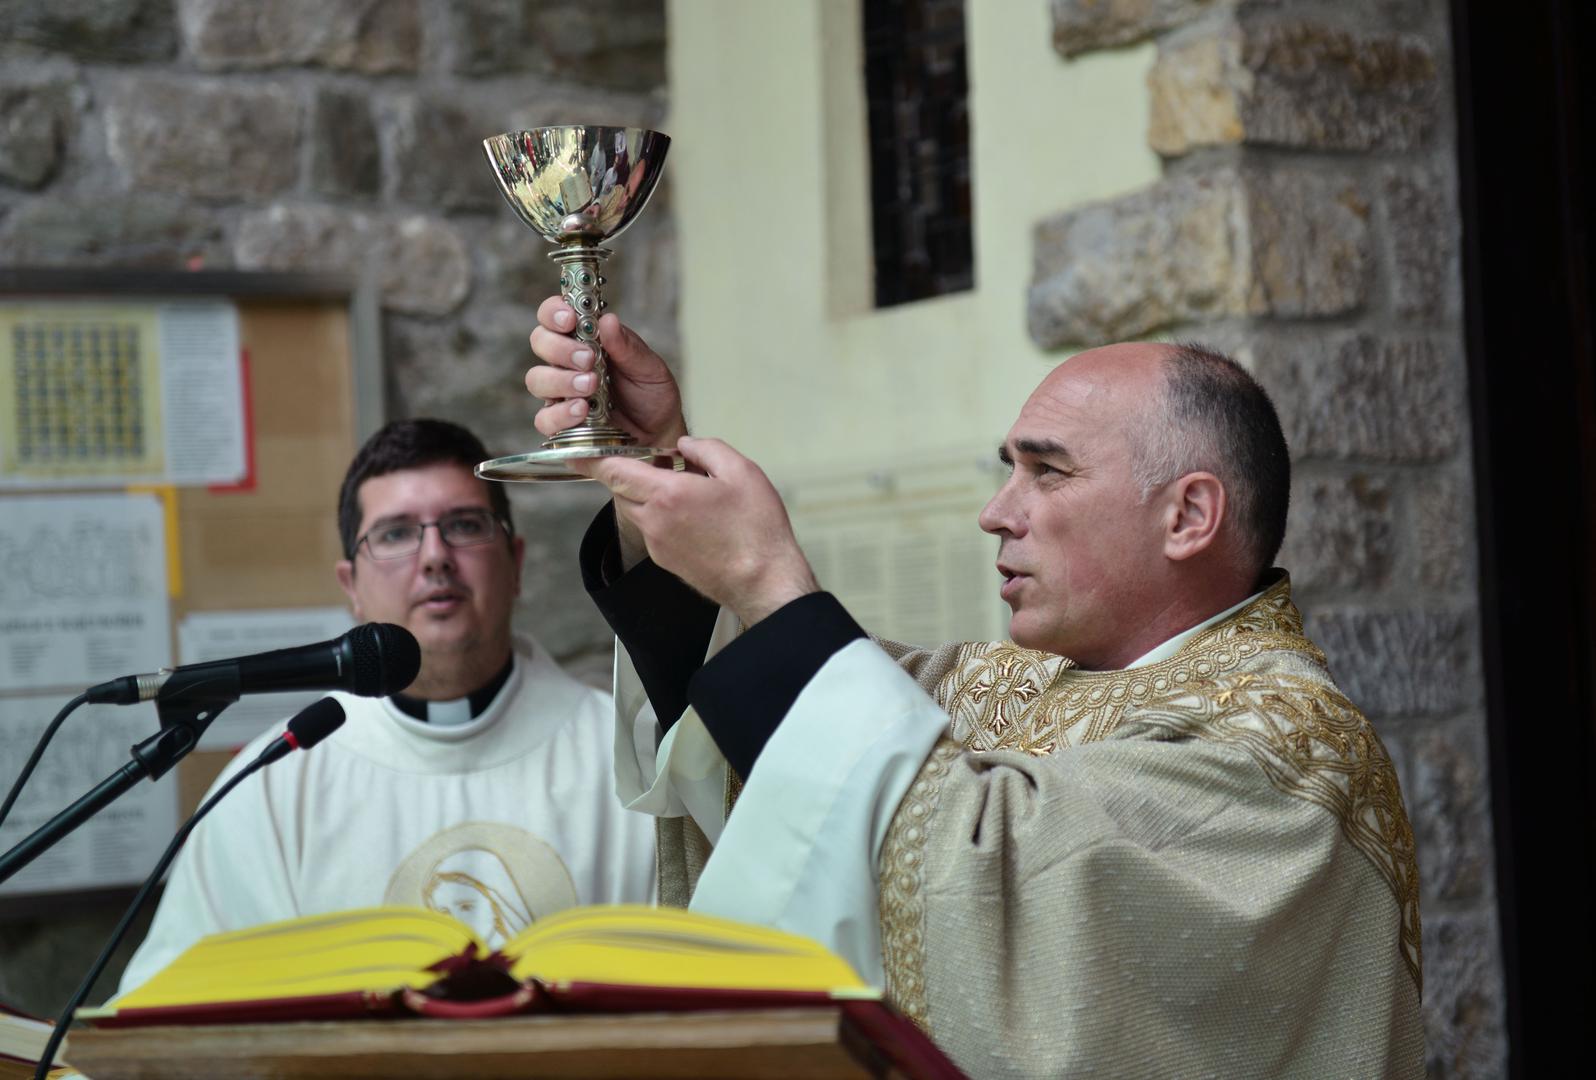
[0,268,382,905]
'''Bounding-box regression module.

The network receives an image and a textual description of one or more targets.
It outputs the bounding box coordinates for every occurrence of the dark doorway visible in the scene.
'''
[1452,0,1595,1074]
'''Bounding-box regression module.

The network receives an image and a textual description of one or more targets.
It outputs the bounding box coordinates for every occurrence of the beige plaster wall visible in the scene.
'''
[665,0,1160,478]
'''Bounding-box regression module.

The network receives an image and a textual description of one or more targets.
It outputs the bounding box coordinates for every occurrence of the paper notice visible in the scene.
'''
[178,607,354,751]
[158,303,246,486]
[0,493,170,693]
[0,695,179,897]
[0,300,246,488]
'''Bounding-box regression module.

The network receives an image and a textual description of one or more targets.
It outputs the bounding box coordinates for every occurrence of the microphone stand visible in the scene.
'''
[0,692,232,887]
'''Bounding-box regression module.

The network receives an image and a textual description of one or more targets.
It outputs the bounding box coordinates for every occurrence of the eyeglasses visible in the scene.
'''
[355,508,511,560]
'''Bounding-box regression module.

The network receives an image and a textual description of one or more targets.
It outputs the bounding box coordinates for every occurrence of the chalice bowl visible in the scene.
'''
[477,125,671,481]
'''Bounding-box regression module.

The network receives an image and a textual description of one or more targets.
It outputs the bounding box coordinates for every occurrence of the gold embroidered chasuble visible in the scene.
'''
[875,575,1424,1078]
[659,576,1425,1078]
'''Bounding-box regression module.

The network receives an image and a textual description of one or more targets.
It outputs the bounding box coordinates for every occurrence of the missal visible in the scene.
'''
[82,903,877,1026]
[0,1000,69,1079]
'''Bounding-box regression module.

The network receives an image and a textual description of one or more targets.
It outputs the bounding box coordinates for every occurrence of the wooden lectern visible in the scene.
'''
[64,1005,961,1079]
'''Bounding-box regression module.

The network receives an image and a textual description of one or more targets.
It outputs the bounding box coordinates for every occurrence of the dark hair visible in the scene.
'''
[1147,344,1291,575]
[337,418,513,559]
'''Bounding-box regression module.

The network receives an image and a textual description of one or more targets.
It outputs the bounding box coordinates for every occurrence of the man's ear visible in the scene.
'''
[335,559,364,620]
[1164,472,1226,562]
[510,535,526,597]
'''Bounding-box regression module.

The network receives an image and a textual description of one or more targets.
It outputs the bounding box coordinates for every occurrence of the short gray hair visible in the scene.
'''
[1129,344,1291,575]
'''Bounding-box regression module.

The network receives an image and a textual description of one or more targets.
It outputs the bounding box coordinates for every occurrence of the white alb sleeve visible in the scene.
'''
[686,639,949,986]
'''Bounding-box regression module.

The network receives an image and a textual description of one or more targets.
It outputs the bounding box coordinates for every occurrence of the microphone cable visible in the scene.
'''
[0,693,87,832]
[31,697,346,1080]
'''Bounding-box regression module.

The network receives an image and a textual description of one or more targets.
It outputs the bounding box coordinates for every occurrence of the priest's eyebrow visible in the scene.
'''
[368,505,488,528]
[999,437,1076,466]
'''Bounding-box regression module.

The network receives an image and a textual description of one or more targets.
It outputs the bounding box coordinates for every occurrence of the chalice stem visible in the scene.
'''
[547,245,629,448]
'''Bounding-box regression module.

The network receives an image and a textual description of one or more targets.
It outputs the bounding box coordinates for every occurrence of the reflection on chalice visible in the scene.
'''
[477,125,671,482]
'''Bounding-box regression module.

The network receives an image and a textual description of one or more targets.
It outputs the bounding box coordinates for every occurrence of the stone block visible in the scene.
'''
[377,215,473,317]
[474,209,679,368]
[1304,606,1474,718]
[1245,168,1371,317]
[500,84,666,136]
[448,0,667,91]
[1149,16,1439,156]
[1249,333,1461,463]
[1277,471,1394,593]
[179,0,422,74]
[388,95,503,212]
[1382,164,1455,320]
[1402,726,1491,903]
[309,88,380,198]
[233,204,374,276]
[1413,470,1474,590]
[1,0,178,62]
[105,78,301,201]
[1029,165,1368,346]
[0,194,227,267]
[0,80,71,189]
[1030,168,1250,346]
[505,482,618,665]
[1050,0,1236,59]
[1422,912,1507,1079]
[384,305,537,447]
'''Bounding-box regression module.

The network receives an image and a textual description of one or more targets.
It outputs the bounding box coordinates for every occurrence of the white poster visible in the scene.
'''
[159,302,247,486]
[0,695,179,897]
[0,493,170,693]
[178,607,354,751]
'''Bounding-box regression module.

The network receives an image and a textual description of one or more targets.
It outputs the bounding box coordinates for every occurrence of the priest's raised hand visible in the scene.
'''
[526,297,688,451]
[579,436,820,629]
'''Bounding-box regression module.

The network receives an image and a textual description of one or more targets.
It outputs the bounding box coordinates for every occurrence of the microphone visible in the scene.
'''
[84,623,421,706]
[31,696,347,1080]
[254,697,347,767]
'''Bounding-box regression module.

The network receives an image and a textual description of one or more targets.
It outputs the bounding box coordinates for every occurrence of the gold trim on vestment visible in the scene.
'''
[878,738,959,1031]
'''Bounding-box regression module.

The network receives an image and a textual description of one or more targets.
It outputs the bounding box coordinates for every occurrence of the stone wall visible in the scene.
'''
[0,0,668,1012]
[0,0,673,686]
[1035,1,1502,1076]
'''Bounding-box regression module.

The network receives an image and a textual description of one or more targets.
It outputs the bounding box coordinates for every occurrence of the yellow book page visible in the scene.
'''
[111,907,480,1010]
[503,905,872,995]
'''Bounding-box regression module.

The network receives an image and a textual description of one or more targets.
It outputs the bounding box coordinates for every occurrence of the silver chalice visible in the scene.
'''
[477,125,671,482]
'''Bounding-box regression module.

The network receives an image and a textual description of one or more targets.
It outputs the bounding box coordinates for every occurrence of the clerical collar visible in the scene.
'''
[390,654,515,726]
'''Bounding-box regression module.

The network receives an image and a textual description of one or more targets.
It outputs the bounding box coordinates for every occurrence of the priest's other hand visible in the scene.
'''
[576,436,820,627]
[526,297,688,451]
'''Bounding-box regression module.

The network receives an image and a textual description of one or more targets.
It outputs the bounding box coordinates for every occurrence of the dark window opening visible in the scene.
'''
[862,0,974,308]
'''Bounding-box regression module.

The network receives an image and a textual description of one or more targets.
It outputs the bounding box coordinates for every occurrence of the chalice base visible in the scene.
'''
[476,443,678,482]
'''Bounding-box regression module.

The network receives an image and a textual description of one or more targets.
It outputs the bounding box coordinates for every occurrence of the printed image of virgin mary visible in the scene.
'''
[385,822,579,948]
[421,848,534,950]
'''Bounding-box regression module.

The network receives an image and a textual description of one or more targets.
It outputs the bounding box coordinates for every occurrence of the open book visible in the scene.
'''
[85,903,877,1026]
[0,1001,70,1079]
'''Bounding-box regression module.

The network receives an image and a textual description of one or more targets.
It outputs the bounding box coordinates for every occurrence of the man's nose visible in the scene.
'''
[978,482,1023,537]
[417,524,455,570]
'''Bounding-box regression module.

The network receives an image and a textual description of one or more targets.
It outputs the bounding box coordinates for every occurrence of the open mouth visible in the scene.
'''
[417,588,466,610]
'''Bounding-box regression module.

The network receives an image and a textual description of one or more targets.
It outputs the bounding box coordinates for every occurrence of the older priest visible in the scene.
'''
[528,301,1424,1079]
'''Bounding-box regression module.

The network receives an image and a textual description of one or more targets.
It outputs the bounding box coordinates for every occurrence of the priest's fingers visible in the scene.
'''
[533,398,589,437]
[529,324,591,371]
[596,314,664,381]
[674,436,753,481]
[577,455,676,503]
[536,295,578,334]
[525,364,600,402]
